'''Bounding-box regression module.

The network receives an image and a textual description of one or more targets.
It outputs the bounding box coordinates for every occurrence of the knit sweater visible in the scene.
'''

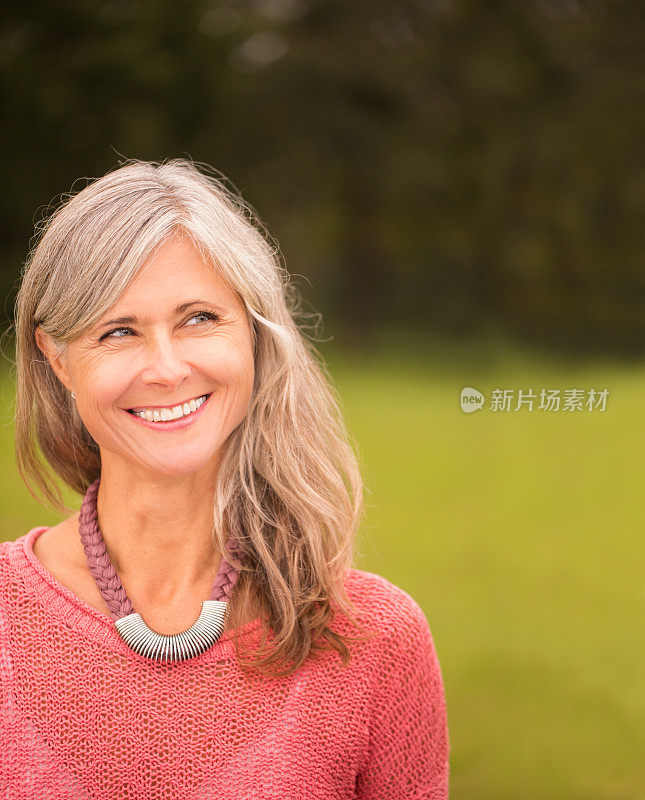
[0,527,450,799]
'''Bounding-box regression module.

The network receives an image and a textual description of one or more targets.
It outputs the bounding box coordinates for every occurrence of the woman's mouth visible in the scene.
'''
[124,393,212,430]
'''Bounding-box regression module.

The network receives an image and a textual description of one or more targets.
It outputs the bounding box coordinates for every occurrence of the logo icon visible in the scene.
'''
[461,387,485,413]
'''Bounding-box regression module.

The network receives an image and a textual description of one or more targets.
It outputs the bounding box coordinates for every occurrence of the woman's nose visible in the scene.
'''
[140,337,192,386]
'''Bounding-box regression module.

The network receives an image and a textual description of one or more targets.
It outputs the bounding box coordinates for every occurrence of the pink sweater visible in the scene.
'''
[0,527,450,799]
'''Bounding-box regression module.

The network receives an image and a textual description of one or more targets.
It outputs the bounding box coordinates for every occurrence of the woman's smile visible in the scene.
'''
[123,392,213,431]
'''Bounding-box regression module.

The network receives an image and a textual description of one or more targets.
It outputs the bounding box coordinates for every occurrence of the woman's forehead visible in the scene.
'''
[109,239,239,309]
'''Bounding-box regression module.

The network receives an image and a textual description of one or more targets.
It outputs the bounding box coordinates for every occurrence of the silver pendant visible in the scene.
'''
[114,600,228,662]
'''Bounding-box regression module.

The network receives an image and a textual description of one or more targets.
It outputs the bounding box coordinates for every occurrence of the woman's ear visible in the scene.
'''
[34,325,73,393]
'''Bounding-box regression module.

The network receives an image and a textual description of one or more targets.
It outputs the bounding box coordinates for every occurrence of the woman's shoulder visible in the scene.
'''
[343,567,433,640]
[0,537,16,568]
[0,529,42,563]
[0,517,84,594]
[0,528,48,601]
[341,568,447,722]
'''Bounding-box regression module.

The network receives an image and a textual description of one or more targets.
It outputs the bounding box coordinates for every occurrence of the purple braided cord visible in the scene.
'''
[79,477,242,621]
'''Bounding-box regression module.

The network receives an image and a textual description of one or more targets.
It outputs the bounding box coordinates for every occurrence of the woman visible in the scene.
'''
[1,158,449,798]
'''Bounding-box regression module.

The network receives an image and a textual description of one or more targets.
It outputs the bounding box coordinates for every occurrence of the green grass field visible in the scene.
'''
[1,332,643,799]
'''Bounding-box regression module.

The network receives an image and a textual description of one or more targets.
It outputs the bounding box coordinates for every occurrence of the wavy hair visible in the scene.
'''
[13,157,374,677]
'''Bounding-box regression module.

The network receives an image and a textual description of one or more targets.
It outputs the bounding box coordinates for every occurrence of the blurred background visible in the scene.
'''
[1,0,643,797]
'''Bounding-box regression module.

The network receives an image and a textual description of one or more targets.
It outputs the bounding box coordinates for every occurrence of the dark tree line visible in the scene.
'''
[1,0,643,355]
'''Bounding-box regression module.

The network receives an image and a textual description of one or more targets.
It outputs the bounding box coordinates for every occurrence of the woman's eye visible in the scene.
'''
[101,312,218,341]
[188,312,217,326]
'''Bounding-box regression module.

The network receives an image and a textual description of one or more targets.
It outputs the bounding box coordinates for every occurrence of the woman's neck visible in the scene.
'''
[95,470,223,602]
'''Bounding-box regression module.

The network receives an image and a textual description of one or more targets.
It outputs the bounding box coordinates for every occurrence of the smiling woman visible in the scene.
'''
[2,158,449,798]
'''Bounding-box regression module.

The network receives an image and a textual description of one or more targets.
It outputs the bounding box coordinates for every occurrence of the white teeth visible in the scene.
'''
[131,395,208,422]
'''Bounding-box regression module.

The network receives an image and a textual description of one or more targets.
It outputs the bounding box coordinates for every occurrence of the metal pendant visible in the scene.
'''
[114,600,229,662]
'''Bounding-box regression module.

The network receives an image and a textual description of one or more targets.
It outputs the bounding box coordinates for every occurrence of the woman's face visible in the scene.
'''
[36,235,255,481]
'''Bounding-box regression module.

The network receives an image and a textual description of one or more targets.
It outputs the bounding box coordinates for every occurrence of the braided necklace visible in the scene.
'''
[78,477,241,663]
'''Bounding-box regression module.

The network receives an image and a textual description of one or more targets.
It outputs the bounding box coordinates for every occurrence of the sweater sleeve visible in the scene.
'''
[354,591,450,800]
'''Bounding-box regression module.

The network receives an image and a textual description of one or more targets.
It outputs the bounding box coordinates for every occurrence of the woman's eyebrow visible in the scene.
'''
[98,300,229,328]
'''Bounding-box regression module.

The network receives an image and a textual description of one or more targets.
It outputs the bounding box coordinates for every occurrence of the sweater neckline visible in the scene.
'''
[18,526,262,661]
